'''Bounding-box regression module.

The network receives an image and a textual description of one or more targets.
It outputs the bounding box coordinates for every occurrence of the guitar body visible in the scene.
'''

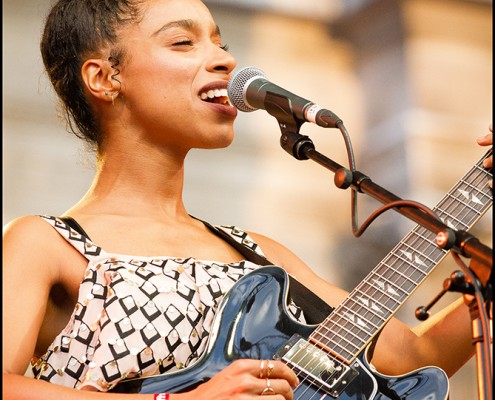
[112,266,449,399]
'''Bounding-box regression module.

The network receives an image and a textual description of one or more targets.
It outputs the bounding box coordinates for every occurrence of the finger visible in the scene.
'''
[232,359,299,389]
[258,378,294,399]
[477,133,493,145]
[265,361,299,387]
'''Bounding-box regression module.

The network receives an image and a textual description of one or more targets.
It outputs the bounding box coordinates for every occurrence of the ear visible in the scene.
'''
[81,58,120,103]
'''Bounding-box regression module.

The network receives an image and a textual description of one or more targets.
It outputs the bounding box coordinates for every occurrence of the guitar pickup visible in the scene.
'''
[274,335,358,398]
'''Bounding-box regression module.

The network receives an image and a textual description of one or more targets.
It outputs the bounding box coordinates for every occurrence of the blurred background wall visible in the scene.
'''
[3,0,492,398]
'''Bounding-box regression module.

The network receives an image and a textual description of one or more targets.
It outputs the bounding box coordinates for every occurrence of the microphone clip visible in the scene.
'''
[280,131,315,161]
[264,91,315,160]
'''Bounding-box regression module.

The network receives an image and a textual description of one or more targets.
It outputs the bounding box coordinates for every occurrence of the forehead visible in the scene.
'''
[139,0,218,34]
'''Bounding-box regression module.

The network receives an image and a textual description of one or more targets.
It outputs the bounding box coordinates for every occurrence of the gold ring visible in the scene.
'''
[259,360,265,379]
[261,378,275,395]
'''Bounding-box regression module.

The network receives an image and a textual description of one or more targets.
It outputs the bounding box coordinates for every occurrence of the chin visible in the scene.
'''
[210,129,235,149]
[205,136,234,150]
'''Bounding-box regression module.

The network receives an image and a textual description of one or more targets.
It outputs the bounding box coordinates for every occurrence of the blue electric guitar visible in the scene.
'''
[112,150,492,399]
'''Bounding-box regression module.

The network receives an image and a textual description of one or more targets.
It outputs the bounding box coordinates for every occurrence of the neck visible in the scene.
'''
[68,145,190,222]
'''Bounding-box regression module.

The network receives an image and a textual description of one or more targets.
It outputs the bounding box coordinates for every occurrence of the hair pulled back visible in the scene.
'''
[40,0,144,151]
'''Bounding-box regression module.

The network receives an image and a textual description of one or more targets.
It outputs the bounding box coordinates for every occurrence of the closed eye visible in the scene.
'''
[173,40,194,47]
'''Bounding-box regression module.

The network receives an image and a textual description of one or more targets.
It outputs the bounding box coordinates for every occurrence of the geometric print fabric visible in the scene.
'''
[31,216,305,391]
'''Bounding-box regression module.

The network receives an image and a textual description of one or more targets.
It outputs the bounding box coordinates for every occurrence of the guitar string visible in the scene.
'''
[318,216,484,358]
[438,179,491,226]
[322,153,492,328]
[287,152,493,396]
[314,234,434,360]
[307,152,492,362]
[284,344,329,399]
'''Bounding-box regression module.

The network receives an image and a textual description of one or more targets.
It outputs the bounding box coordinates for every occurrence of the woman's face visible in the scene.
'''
[114,0,238,152]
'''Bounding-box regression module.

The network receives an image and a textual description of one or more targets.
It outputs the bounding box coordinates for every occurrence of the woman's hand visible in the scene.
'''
[477,124,493,188]
[176,359,299,400]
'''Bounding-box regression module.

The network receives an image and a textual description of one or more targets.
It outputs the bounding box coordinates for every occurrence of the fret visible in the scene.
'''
[379,258,426,287]
[316,320,368,351]
[437,203,488,231]
[442,193,482,220]
[397,230,434,253]
[308,150,492,363]
[371,265,418,298]
[320,334,369,359]
[460,176,492,195]
[409,224,437,241]
[356,280,399,314]
[436,207,471,229]
[347,291,392,323]
[320,300,391,353]
[313,320,362,355]
[356,287,394,318]
[321,301,384,345]
[369,270,414,300]
[473,161,492,178]
[436,196,474,219]
[406,229,446,259]
[343,298,383,329]
[408,240,445,262]
[366,270,409,299]
[324,305,375,340]
[410,230,447,258]
[410,228,438,246]
[310,335,355,363]
[398,240,438,267]
[320,330,364,361]
[456,180,486,194]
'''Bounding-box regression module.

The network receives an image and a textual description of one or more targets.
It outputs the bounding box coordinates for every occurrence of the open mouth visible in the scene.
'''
[199,88,231,106]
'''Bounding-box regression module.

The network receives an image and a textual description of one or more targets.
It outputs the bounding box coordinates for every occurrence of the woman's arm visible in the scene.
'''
[251,231,476,377]
[3,217,59,379]
[2,217,298,400]
[2,217,151,399]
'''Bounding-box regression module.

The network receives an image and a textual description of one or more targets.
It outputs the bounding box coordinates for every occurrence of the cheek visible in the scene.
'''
[122,52,196,102]
[123,71,195,120]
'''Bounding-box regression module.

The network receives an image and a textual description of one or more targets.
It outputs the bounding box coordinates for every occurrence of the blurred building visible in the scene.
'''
[3,0,492,398]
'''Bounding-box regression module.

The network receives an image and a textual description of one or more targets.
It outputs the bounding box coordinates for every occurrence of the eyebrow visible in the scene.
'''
[152,19,221,38]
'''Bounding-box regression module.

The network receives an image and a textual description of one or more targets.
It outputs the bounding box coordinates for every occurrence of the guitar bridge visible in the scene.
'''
[274,335,358,398]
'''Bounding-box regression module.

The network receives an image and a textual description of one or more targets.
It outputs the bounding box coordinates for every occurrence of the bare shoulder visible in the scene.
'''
[246,230,301,267]
[3,215,63,281]
[4,214,52,233]
[3,215,59,249]
[3,215,71,375]
[247,230,349,307]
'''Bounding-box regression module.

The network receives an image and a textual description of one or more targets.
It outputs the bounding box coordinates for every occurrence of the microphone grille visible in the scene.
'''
[228,66,267,112]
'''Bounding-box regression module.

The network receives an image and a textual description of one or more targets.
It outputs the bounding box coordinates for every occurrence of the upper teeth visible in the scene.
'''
[200,88,228,100]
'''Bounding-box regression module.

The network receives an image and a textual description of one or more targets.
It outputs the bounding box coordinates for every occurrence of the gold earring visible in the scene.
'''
[104,91,116,106]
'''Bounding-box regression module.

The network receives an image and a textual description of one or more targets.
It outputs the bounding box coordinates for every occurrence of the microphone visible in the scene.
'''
[227,66,342,128]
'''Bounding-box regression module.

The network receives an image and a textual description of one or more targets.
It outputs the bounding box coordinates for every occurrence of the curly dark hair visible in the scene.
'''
[40,0,145,152]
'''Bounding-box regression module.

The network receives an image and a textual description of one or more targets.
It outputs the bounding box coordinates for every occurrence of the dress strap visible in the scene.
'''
[37,215,103,260]
[196,217,334,324]
[201,220,273,266]
[59,216,93,240]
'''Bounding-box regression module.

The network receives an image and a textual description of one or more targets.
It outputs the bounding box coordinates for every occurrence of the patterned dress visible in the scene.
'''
[31,215,305,391]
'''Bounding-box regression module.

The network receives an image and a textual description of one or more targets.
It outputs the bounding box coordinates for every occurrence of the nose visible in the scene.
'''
[206,45,237,74]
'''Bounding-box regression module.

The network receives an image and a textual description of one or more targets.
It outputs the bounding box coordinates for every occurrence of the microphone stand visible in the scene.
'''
[262,92,493,399]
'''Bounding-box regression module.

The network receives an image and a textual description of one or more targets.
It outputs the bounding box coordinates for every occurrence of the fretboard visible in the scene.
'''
[310,149,493,363]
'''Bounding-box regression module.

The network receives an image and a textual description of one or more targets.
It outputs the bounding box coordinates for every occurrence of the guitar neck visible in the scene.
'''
[310,149,493,363]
